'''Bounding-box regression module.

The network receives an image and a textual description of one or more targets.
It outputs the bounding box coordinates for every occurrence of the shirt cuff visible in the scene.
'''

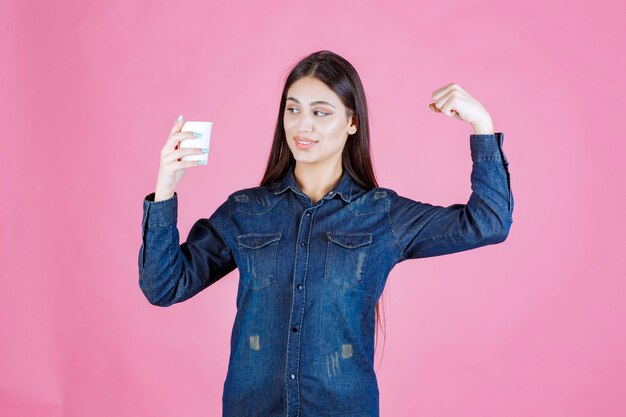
[470,132,508,163]
[142,192,178,228]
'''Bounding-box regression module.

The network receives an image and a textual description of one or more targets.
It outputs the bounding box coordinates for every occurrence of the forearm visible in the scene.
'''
[138,192,194,307]
[139,225,184,306]
[467,132,513,233]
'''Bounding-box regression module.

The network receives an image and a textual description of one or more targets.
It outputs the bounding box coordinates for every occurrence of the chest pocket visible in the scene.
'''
[324,231,373,289]
[237,232,281,290]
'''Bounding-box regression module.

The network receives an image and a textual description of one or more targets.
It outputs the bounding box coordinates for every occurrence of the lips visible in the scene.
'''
[294,136,318,145]
[293,136,319,149]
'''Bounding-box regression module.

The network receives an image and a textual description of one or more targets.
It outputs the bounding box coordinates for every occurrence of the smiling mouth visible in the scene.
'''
[294,137,318,149]
[295,136,317,143]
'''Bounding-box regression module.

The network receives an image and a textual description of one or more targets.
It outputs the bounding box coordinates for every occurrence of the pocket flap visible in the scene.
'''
[238,232,281,249]
[327,232,372,249]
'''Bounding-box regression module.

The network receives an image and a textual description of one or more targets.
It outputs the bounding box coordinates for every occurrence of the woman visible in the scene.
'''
[138,50,513,417]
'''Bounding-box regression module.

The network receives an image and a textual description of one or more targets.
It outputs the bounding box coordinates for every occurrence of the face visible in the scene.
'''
[283,76,357,169]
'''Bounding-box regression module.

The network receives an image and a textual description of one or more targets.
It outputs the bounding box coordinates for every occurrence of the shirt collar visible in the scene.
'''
[273,166,355,203]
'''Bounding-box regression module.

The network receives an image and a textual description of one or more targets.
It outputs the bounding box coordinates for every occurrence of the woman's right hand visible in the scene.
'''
[154,115,208,202]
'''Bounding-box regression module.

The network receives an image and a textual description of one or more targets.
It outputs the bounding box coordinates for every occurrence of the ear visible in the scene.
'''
[348,114,358,135]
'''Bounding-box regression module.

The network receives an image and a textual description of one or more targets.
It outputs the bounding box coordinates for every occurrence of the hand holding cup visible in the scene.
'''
[154,115,211,201]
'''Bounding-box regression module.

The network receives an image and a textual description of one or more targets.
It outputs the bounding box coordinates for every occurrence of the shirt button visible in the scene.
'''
[296,284,302,290]
[300,242,306,247]
[306,212,311,216]
[290,374,295,379]
[291,326,298,332]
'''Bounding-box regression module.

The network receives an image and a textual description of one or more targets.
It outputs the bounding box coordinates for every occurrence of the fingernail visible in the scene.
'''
[201,148,209,152]
[193,132,202,138]
[177,114,183,122]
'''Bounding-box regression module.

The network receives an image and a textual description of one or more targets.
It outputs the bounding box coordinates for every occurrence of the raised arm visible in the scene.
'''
[388,132,513,262]
[138,192,237,306]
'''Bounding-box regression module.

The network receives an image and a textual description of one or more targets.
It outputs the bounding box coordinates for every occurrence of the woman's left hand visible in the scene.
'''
[428,83,494,134]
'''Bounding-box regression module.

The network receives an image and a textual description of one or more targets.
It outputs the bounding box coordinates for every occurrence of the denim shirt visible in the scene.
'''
[138,132,513,417]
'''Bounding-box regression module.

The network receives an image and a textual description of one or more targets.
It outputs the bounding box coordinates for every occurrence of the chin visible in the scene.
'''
[292,155,317,165]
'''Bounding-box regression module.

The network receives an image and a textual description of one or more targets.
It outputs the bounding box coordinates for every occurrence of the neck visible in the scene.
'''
[293,160,342,205]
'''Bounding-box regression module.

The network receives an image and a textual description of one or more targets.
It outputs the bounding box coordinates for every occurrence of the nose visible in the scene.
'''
[297,114,314,133]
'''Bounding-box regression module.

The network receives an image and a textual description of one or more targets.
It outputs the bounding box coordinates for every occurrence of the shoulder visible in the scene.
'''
[347,186,400,215]
[225,183,284,215]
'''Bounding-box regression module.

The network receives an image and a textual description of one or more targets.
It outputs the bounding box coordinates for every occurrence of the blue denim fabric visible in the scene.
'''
[138,133,513,417]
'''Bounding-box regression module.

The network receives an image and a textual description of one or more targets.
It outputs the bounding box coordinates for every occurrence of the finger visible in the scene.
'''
[431,83,463,102]
[172,160,206,171]
[431,83,454,101]
[164,147,206,163]
[438,95,457,117]
[433,93,449,112]
[428,103,441,113]
[164,116,185,152]
[169,115,184,137]
[435,90,463,113]
[165,131,197,152]
[171,131,201,141]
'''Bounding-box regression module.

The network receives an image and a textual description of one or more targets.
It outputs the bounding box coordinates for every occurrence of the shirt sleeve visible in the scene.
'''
[138,192,237,306]
[387,132,514,262]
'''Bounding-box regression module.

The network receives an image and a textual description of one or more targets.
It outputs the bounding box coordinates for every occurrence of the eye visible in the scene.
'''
[285,107,330,117]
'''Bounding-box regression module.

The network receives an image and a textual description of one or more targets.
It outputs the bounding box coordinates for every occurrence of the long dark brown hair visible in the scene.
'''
[259,50,387,357]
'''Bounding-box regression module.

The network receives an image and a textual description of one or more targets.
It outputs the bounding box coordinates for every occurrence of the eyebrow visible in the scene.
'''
[286,97,336,109]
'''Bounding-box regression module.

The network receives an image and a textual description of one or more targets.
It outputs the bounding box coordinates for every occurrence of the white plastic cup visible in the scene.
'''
[179,121,213,163]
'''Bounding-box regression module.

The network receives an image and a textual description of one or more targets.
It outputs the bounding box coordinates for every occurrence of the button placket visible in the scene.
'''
[285,208,315,412]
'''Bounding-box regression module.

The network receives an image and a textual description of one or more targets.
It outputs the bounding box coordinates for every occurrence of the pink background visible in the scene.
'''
[2,0,625,416]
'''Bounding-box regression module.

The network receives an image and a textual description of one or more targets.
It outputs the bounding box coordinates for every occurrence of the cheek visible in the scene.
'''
[283,114,296,129]
[326,123,348,142]
[325,118,346,133]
